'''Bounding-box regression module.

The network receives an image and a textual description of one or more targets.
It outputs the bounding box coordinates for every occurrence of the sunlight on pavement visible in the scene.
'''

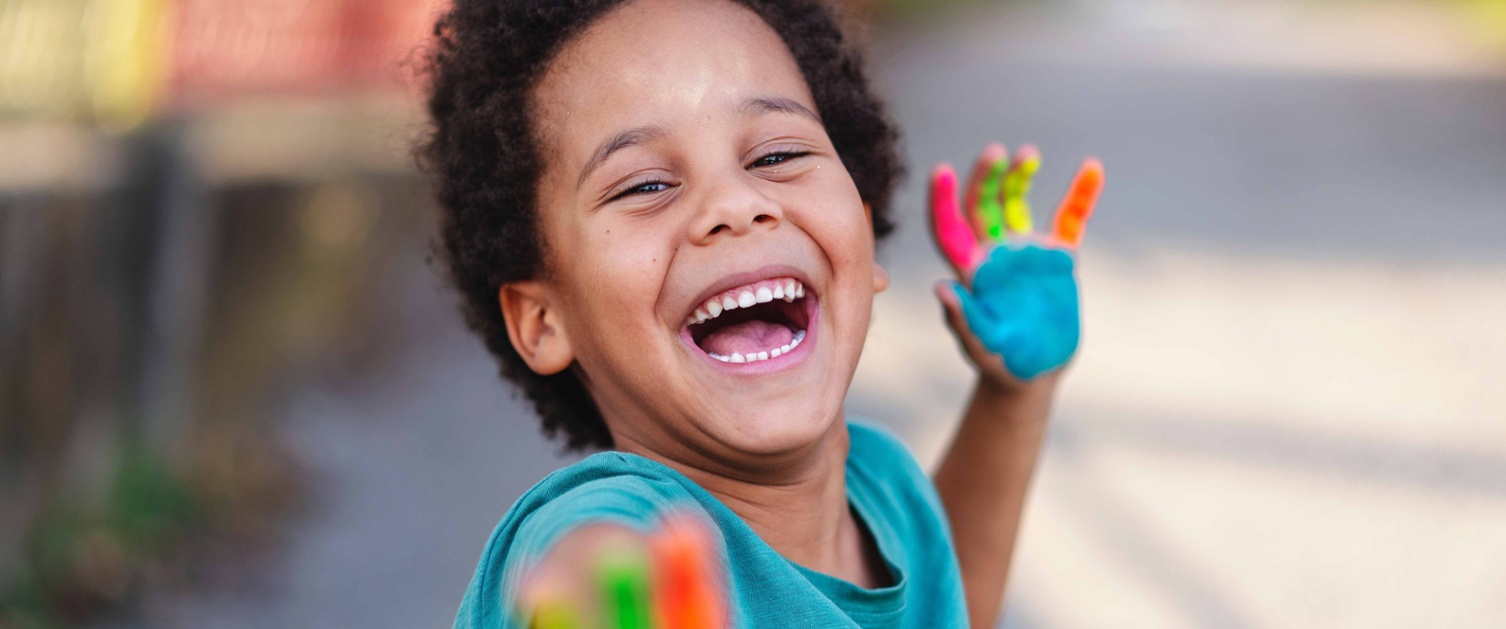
[851,243,1506,628]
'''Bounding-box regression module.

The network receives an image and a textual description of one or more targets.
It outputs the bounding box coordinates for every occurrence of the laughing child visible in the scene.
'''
[420,0,1103,627]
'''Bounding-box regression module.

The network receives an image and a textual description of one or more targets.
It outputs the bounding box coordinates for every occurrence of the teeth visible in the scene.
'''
[776,329,805,356]
[686,277,808,328]
[708,331,806,365]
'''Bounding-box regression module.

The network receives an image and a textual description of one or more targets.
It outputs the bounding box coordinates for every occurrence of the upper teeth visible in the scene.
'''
[686,277,805,327]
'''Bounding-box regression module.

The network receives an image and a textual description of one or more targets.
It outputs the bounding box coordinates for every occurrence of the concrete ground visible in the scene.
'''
[106,0,1506,627]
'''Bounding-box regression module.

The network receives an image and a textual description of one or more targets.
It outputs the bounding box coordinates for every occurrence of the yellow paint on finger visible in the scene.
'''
[1002,154,1040,235]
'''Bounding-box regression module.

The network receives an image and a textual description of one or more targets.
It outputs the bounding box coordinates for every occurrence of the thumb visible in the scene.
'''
[933,280,970,338]
[935,279,1017,383]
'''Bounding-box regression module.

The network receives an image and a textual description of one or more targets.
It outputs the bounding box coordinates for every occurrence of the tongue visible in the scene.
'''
[699,320,796,356]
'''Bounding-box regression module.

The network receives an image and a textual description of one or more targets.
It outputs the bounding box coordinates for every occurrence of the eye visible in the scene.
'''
[749,151,810,169]
[610,179,672,201]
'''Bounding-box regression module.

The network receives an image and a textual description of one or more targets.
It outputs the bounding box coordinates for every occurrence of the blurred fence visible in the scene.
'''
[1,0,441,626]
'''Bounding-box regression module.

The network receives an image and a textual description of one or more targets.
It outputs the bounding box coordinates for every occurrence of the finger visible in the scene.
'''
[597,541,653,629]
[929,163,982,280]
[1002,145,1040,236]
[964,144,1007,242]
[1052,157,1104,248]
[940,280,1022,370]
[934,280,988,358]
[527,594,582,629]
[654,515,725,629]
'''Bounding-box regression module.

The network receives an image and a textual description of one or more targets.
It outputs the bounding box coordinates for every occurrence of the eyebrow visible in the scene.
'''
[740,96,822,124]
[575,97,822,189]
[578,125,669,187]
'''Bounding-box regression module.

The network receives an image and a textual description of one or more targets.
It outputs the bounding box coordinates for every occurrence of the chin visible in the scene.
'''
[712,396,844,457]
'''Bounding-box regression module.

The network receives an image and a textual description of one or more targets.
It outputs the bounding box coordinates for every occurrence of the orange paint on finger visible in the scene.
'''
[1053,158,1104,248]
[653,516,725,629]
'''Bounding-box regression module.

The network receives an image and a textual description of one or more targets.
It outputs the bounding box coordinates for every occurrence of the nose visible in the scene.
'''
[687,173,783,244]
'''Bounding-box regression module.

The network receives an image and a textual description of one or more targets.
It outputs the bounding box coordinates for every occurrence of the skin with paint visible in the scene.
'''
[929,146,1103,380]
[518,515,725,629]
[928,145,1102,627]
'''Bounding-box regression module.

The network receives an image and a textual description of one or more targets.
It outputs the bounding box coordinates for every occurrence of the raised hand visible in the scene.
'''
[929,144,1103,385]
[519,513,727,629]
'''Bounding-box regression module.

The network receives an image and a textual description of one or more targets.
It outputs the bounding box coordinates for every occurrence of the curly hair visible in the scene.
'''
[419,0,904,452]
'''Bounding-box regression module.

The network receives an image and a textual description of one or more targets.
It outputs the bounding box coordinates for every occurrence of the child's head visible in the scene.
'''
[422,0,902,458]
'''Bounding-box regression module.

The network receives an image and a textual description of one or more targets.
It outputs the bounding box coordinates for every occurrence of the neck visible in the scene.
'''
[615,418,883,587]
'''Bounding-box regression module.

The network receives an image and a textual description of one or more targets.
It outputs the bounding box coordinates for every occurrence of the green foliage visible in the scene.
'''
[2,441,200,629]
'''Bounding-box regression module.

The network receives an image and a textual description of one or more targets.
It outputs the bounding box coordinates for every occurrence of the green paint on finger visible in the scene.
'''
[977,158,1008,240]
[599,546,654,629]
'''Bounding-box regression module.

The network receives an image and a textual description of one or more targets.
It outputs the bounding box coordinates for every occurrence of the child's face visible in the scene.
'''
[522,0,887,460]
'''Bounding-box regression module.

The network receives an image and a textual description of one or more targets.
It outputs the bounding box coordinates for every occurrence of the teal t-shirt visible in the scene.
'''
[453,420,968,628]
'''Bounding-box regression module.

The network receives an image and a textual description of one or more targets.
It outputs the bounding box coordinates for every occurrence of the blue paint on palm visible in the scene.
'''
[953,243,1080,380]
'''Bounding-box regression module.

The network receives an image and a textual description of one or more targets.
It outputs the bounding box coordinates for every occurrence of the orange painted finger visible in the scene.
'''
[653,515,725,629]
[1052,158,1104,248]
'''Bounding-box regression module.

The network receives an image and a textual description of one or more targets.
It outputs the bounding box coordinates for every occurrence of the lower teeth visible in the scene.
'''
[708,330,806,364]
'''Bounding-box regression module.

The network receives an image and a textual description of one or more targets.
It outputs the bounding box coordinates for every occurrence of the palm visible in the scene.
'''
[929,144,1103,384]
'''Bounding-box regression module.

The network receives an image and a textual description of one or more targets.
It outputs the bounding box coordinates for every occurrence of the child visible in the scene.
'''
[419,0,1102,627]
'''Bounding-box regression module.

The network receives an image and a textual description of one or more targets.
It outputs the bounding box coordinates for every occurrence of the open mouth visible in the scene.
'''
[682,277,812,364]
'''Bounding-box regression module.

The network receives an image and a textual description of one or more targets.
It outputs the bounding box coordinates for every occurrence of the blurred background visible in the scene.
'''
[1,0,1503,627]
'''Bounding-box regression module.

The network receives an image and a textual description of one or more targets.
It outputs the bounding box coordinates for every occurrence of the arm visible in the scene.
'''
[926,144,1103,628]
[933,376,1054,629]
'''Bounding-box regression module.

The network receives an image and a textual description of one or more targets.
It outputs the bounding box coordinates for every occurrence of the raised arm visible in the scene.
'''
[926,144,1103,628]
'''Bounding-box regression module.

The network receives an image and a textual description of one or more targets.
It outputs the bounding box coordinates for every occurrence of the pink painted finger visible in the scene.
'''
[1052,158,1104,248]
[930,163,982,276]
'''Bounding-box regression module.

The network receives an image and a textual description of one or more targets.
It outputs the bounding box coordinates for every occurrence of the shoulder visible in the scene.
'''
[846,418,928,482]
[846,418,910,456]
[454,452,702,629]
[844,417,953,548]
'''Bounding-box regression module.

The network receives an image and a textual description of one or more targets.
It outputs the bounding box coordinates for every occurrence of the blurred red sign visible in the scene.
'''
[167,0,444,104]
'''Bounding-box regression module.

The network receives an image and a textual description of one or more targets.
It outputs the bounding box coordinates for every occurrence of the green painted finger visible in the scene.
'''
[976,158,1008,240]
[1002,153,1040,235]
[598,545,654,629]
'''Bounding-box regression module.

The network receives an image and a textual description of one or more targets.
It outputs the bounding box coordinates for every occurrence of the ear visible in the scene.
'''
[863,202,890,294]
[500,281,574,375]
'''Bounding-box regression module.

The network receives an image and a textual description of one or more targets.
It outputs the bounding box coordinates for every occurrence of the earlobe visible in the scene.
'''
[499,281,574,375]
[862,203,890,293]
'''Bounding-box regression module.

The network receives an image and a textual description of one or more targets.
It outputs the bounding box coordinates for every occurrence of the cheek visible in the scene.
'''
[572,219,674,327]
[796,180,873,271]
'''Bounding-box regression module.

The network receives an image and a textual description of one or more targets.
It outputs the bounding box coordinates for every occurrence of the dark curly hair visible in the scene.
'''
[419,0,904,452]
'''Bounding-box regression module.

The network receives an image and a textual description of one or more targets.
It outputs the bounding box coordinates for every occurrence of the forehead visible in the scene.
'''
[533,0,815,153]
